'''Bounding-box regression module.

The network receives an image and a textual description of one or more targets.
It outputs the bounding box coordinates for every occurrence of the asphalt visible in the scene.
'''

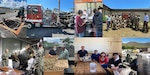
[26,27,74,38]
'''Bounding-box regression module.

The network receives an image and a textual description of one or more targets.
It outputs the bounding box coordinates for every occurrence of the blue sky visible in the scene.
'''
[27,0,74,11]
[103,0,150,9]
[122,38,150,43]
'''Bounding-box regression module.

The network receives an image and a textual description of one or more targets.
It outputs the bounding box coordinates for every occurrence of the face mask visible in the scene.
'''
[53,48,56,51]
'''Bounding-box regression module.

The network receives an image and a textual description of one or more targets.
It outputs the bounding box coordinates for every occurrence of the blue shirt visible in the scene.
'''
[144,15,149,22]
[91,53,100,62]
[77,50,88,57]
[107,17,111,22]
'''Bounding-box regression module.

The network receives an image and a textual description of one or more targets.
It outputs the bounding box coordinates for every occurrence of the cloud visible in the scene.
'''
[0,0,27,8]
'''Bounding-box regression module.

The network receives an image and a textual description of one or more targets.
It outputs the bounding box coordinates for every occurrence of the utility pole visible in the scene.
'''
[57,0,60,24]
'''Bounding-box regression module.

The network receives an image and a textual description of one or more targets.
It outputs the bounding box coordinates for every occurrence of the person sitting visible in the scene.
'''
[48,46,57,57]
[77,46,88,61]
[57,46,69,60]
[99,52,109,68]
[91,50,100,62]
[108,53,122,75]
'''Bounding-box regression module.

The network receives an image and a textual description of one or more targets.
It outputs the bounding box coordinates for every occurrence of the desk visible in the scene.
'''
[0,67,24,75]
[74,61,106,75]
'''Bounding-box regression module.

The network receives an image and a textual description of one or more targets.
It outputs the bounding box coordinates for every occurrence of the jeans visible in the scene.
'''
[78,32,84,37]
[95,25,103,37]
[101,64,108,68]
[107,21,110,30]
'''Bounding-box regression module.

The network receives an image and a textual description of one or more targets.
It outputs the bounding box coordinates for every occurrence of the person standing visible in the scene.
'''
[2,49,9,66]
[143,13,149,33]
[106,14,111,31]
[35,43,44,75]
[93,7,103,37]
[76,10,87,37]
[57,46,69,60]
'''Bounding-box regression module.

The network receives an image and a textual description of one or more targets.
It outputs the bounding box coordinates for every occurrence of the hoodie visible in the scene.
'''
[93,11,103,26]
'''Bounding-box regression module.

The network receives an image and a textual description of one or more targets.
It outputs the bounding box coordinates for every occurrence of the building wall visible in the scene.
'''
[2,38,29,53]
[75,2,103,15]
[74,38,122,54]
[0,7,11,13]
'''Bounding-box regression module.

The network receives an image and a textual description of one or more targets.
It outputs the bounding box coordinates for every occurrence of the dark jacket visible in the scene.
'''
[108,58,122,68]
[93,11,103,26]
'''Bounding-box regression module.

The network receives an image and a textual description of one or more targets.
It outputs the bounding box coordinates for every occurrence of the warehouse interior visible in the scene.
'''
[0,38,41,75]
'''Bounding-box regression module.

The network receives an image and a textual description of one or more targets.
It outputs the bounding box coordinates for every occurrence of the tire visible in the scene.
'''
[26,22,34,29]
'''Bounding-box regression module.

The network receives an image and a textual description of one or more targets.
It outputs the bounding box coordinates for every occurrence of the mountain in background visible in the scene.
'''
[123,42,150,48]
[0,0,27,8]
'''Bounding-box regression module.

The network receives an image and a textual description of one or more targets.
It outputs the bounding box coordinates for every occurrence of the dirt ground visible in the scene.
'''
[103,23,150,37]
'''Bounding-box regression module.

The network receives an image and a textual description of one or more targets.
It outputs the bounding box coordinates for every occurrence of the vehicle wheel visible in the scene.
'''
[26,23,34,29]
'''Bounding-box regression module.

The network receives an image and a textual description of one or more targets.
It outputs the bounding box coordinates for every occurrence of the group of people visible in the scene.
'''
[1,43,44,75]
[75,6,103,37]
[77,46,122,75]
[48,45,69,60]
[105,13,149,33]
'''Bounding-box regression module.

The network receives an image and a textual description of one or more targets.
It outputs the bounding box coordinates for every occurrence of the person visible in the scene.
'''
[108,53,122,75]
[76,10,87,37]
[143,13,149,33]
[77,46,88,61]
[57,45,69,60]
[99,52,109,68]
[93,7,103,37]
[91,50,100,62]
[35,43,44,75]
[126,54,132,63]
[106,14,111,31]
[49,46,57,57]
[11,52,20,69]
[2,49,9,66]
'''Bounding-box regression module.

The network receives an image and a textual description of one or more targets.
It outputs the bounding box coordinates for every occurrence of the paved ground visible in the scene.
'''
[26,27,75,38]
[103,23,150,37]
[0,12,18,20]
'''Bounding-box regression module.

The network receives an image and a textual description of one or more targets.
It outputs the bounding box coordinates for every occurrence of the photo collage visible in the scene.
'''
[0,0,150,75]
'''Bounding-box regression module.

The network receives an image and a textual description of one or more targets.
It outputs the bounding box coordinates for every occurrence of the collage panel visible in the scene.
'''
[0,38,44,75]
[0,0,27,38]
[75,0,103,37]
[122,38,150,75]
[74,38,122,75]
[43,37,74,75]
[103,0,150,37]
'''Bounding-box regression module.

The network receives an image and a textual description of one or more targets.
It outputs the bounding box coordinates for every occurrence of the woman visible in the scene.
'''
[76,10,86,37]
[99,52,109,68]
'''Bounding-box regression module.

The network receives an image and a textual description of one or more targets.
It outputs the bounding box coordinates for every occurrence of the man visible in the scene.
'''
[106,14,111,31]
[82,9,88,20]
[77,46,88,61]
[49,46,57,57]
[57,46,69,60]
[35,43,44,75]
[91,50,100,62]
[143,13,149,33]
[135,15,140,31]
[93,6,103,37]
[108,53,122,75]
[2,49,9,66]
